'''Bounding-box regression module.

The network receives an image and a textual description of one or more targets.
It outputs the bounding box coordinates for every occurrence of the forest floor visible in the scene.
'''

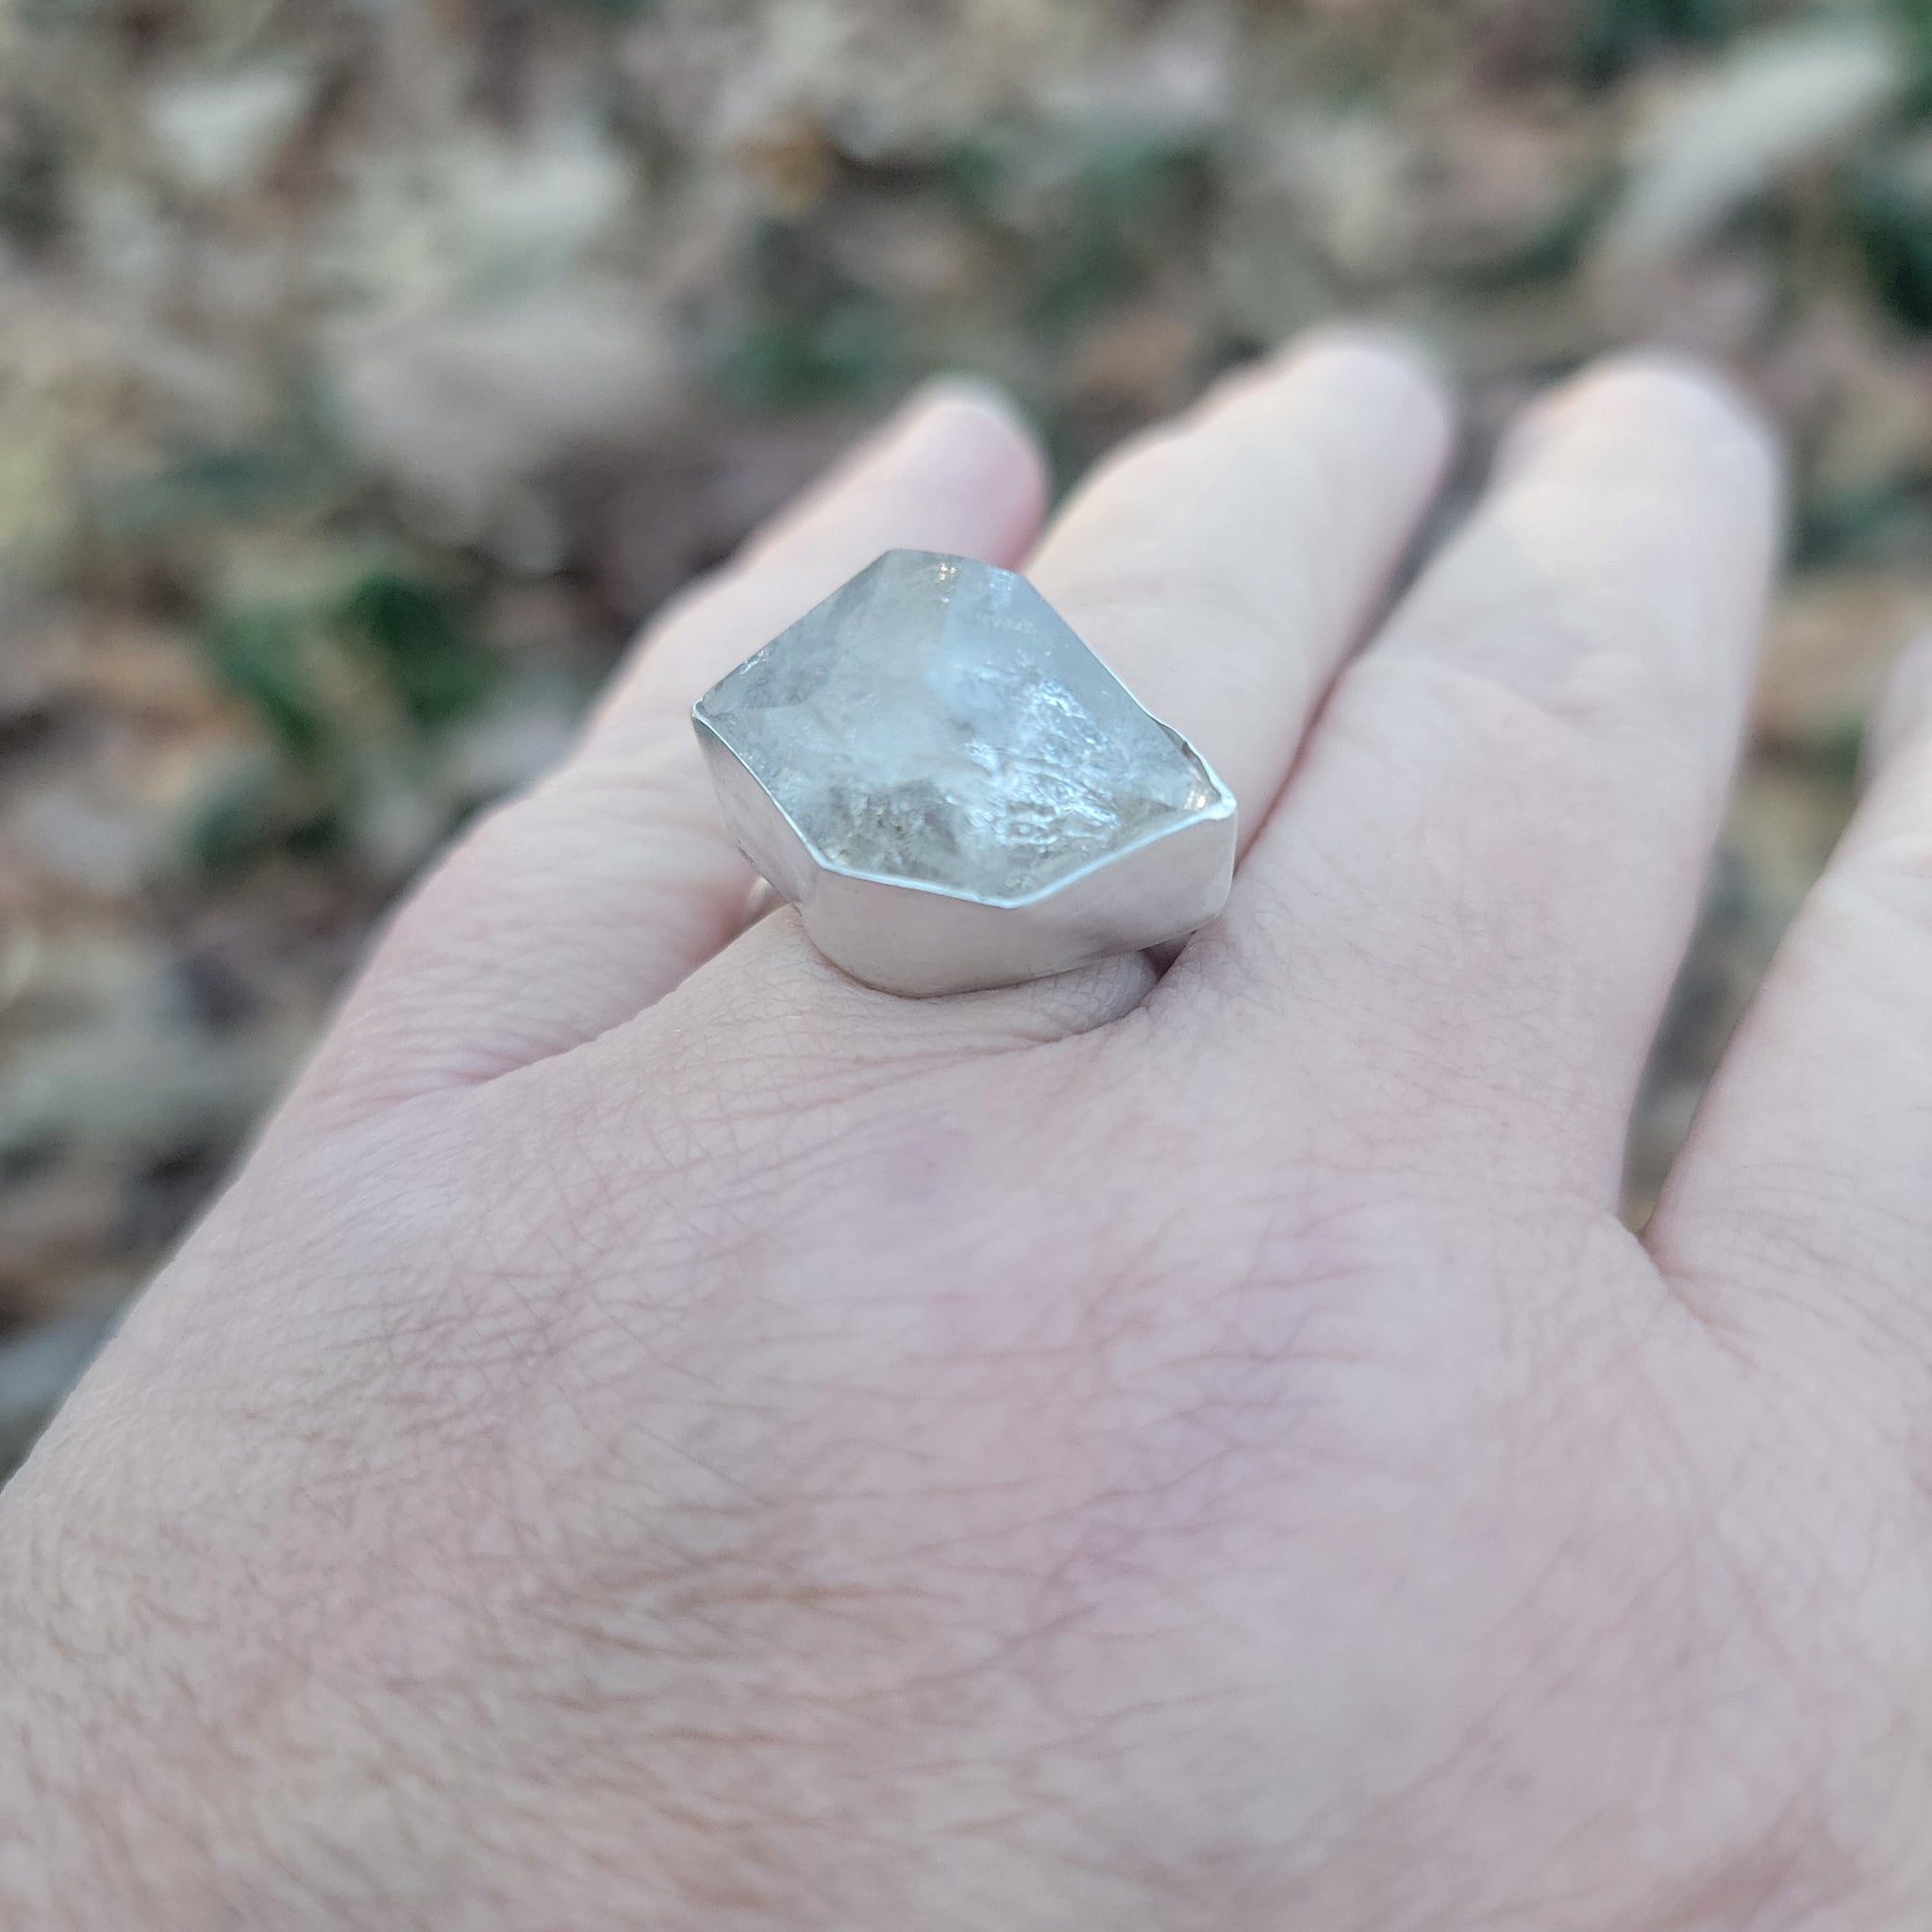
[4,0,1931,1464]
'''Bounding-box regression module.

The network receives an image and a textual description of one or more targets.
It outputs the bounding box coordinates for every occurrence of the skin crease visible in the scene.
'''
[5,332,1932,1929]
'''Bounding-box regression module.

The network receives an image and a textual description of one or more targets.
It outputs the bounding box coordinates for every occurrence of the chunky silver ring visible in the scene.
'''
[692,549,1237,997]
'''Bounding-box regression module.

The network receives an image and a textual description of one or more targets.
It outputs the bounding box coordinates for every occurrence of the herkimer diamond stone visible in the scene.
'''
[692,548,1236,996]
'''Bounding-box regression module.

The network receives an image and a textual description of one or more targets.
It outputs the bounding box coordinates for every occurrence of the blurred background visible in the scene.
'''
[2,0,1929,1469]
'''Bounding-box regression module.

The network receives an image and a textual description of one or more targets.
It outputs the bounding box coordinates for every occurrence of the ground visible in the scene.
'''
[2,0,1929,1466]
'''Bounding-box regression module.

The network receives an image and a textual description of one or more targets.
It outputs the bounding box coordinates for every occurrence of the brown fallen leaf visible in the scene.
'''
[1756,572,1932,754]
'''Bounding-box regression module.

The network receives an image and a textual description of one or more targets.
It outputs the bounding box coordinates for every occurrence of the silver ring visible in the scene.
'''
[692,549,1237,997]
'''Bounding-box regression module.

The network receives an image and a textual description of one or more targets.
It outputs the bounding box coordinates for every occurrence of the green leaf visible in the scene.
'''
[1882,0,1932,109]
[493,0,655,15]
[717,219,898,407]
[939,137,1008,217]
[1459,175,1619,288]
[1851,163,1932,330]
[1577,0,1738,87]
[201,606,337,768]
[337,572,494,733]
[1028,134,1210,332]
[1791,478,1918,566]
[0,98,66,252]
[100,380,347,538]
[182,756,283,874]
[1816,715,1869,786]
[180,749,347,876]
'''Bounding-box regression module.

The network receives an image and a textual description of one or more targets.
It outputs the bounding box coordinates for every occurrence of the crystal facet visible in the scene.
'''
[693,549,1237,996]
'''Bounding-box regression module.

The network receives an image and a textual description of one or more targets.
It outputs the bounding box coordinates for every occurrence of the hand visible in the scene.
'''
[5,331,1924,1930]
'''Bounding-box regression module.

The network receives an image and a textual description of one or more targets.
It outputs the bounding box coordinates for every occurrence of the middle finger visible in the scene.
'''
[1026,330,1454,853]
[1187,356,1783,1203]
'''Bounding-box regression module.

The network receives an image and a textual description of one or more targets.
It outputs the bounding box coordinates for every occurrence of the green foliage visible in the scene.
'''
[717,217,898,408]
[1883,0,1932,110]
[1816,715,1869,786]
[183,750,340,874]
[204,605,339,768]
[937,125,1215,333]
[340,572,494,732]
[191,568,494,874]
[1576,0,1738,86]
[1790,476,1920,567]
[716,125,1212,403]
[938,137,1007,220]
[1462,175,1620,288]
[1850,163,1932,330]
[720,304,896,408]
[102,393,347,539]
[0,98,67,252]
[489,0,655,16]
[1027,133,1213,333]
[19,0,105,25]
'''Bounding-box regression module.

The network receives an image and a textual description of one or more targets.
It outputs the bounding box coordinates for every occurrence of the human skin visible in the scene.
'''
[5,329,1932,1929]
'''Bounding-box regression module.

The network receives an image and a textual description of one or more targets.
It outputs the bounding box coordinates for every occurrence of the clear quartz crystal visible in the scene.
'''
[695,549,1222,902]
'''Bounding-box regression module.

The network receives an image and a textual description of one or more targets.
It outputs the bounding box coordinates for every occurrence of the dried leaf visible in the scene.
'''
[144,61,315,194]
[1599,21,1905,265]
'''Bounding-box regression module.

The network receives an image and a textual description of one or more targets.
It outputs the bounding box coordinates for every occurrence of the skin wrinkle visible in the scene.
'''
[1337,1411,1807,1927]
